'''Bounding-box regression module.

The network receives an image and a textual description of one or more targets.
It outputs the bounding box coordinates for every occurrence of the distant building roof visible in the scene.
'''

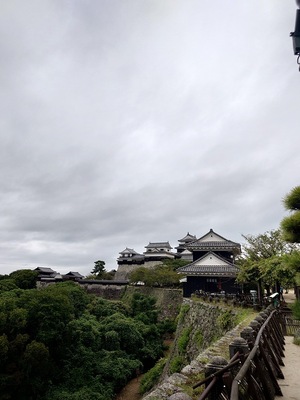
[35,267,56,274]
[178,232,197,243]
[117,247,145,262]
[145,242,172,249]
[119,247,140,255]
[177,252,239,277]
[186,229,241,253]
[63,271,84,278]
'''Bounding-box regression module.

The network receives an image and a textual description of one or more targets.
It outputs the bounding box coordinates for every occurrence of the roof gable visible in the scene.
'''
[119,248,140,255]
[178,232,197,243]
[198,229,229,243]
[186,252,233,268]
[64,271,84,278]
[177,252,239,277]
[185,229,241,253]
[180,249,192,255]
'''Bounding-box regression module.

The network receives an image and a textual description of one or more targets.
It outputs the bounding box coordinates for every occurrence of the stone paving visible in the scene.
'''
[276,290,300,400]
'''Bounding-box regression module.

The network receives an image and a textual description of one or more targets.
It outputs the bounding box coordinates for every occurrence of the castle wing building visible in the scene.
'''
[177,229,241,297]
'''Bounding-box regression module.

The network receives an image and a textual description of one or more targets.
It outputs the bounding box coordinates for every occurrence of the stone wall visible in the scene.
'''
[143,299,247,399]
[123,286,182,320]
[81,284,183,320]
[80,282,127,299]
[114,261,163,280]
[114,264,142,280]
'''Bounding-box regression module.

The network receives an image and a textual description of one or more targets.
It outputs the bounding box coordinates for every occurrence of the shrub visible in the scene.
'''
[178,327,191,354]
[194,330,204,348]
[176,304,190,324]
[292,300,300,320]
[217,310,235,330]
[169,355,184,374]
[140,358,166,394]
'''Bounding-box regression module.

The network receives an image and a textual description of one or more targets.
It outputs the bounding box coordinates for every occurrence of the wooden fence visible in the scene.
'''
[192,305,298,400]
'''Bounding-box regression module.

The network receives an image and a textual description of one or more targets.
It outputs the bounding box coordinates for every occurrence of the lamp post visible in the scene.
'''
[291,0,300,69]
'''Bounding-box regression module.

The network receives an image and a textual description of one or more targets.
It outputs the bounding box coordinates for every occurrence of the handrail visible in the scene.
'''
[231,310,276,395]
[192,306,287,400]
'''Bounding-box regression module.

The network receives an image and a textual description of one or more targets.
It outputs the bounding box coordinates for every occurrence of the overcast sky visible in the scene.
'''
[1,0,300,276]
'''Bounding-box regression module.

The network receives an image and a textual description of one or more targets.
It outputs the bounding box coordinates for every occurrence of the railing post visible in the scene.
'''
[249,320,260,335]
[260,310,269,318]
[255,315,264,326]
[240,326,255,349]
[229,337,249,359]
[205,356,228,400]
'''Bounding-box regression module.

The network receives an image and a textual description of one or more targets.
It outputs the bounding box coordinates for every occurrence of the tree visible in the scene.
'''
[89,260,113,279]
[9,269,39,289]
[0,279,18,293]
[237,229,297,298]
[0,275,165,400]
[129,260,184,287]
[92,260,106,275]
[240,229,296,261]
[281,186,300,243]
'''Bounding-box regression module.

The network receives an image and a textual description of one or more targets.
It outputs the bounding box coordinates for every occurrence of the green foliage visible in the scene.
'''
[169,355,184,374]
[130,292,158,324]
[140,358,166,394]
[129,262,181,287]
[291,301,300,320]
[237,229,298,290]
[0,334,9,361]
[177,303,190,324]
[0,279,164,400]
[157,318,177,335]
[217,310,235,330]
[162,258,189,270]
[281,186,300,243]
[294,336,300,346]
[46,386,111,400]
[194,330,204,348]
[283,186,300,211]
[281,213,300,243]
[178,327,191,354]
[240,230,295,262]
[90,260,114,279]
[88,296,129,319]
[0,279,18,293]
[9,269,39,289]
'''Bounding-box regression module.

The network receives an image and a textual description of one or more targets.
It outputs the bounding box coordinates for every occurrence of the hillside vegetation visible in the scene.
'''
[0,281,169,400]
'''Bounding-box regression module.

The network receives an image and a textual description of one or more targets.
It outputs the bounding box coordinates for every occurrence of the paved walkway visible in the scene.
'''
[276,290,300,400]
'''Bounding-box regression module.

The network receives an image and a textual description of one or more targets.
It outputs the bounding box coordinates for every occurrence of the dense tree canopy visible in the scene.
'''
[0,269,39,292]
[0,280,165,399]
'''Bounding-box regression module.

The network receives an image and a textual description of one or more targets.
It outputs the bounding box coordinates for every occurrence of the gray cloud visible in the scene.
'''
[0,1,299,275]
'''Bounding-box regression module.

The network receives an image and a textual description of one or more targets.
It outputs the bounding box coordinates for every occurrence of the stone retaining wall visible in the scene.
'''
[143,300,252,400]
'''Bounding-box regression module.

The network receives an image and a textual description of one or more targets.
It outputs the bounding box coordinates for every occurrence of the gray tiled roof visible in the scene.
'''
[64,271,84,278]
[177,265,239,277]
[118,254,145,261]
[186,229,241,252]
[186,240,240,249]
[35,267,56,273]
[119,247,141,255]
[178,232,197,243]
[145,242,172,249]
[177,252,239,277]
